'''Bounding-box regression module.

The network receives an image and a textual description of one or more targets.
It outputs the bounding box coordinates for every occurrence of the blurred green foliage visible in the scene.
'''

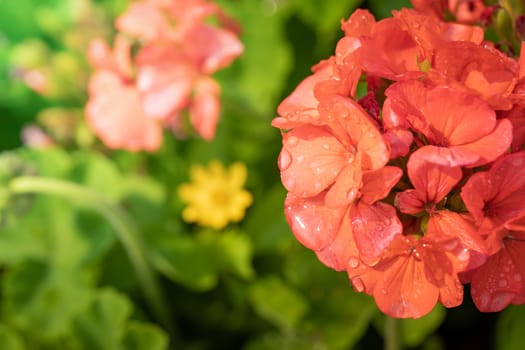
[0,0,508,349]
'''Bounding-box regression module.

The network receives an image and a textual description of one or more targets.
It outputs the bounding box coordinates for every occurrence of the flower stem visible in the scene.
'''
[385,315,402,350]
[8,176,178,342]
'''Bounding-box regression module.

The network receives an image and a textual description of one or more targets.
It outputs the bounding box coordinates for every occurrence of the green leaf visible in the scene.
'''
[367,0,413,19]
[248,276,309,330]
[244,184,292,254]
[401,304,446,347]
[17,147,73,178]
[2,259,92,342]
[244,332,319,350]
[122,322,168,350]
[295,0,363,37]
[147,233,219,291]
[0,325,26,350]
[71,151,124,202]
[216,231,254,279]
[216,0,292,115]
[496,304,525,350]
[374,304,446,348]
[69,288,132,350]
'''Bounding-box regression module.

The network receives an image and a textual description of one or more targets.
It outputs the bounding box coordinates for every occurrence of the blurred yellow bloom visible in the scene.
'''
[178,160,253,230]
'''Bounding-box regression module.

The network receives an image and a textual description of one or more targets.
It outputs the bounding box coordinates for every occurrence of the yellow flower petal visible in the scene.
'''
[178,160,253,230]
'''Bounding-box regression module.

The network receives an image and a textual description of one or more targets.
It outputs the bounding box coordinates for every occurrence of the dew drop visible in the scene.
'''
[286,136,299,147]
[322,143,330,150]
[348,257,360,268]
[296,155,305,163]
[380,288,387,295]
[498,279,508,288]
[514,273,523,282]
[346,189,358,201]
[512,157,523,167]
[457,248,469,262]
[351,277,365,292]
[278,149,292,170]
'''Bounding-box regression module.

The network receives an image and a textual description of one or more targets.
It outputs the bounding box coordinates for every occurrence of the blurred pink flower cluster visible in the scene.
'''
[86,0,244,151]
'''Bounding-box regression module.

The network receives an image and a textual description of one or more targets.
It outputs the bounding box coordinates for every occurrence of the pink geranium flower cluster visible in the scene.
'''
[86,0,243,151]
[273,4,525,318]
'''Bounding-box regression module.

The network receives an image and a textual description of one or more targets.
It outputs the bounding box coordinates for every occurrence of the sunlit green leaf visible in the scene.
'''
[122,322,168,350]
[496,304,525,350]
[248,276,309,330]
[2,260,92,342]
[402,305,446,347]
[216,231,255,279]
[0,325,26,350]
[148,233,219,291]
[69,288,131,350]
[244,184,292,254]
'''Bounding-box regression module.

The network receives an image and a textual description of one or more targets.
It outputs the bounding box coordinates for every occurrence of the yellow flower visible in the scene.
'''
[178,160,253,230]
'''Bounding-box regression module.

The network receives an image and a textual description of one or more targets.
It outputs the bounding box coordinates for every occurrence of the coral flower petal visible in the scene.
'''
[183,24,244,74]
[471,248,522,312]
[427,211,486,254]
[116,2,172,42]
[135,45,196,118]
[86,71,162,151]
[351,202,403,261]
[451,119,513,168]
[373,239,439,318]
[279,125,347,197]
[190,77,221,140]
[406,154,462,204]
[318,95,389,170]
[284,191,346,251]
[274,63,333,129]
[411,145,479,167]
[424,87,496,145]
[360,166,403,204]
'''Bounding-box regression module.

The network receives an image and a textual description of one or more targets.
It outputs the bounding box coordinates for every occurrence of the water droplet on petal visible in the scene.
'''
[351,277,365,292]
[346,189,358,201]
[512,157,523,167]
[296,155,305,163]
[322,143,330,150]
[278,149,292,170]
[287,136,299,147]
[457,248,469,262]
[514,273,523,282]
[348,257,360,268]
[498,279,508,288]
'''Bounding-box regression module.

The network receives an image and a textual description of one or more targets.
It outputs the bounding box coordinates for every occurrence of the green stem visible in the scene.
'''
[8,176,177,341]
[384,315,402,350]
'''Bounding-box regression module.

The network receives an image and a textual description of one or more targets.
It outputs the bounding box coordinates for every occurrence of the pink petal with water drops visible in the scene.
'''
[351,201,403,261]
[325,161,362,207]
[471,247,522,312]
[360,166,403,204]
[279,125,347,197]
[407,154,462,204]
[372,236,440,318]
[427,210,486,254]
[284,192,347,250]
[316,208,359,271]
